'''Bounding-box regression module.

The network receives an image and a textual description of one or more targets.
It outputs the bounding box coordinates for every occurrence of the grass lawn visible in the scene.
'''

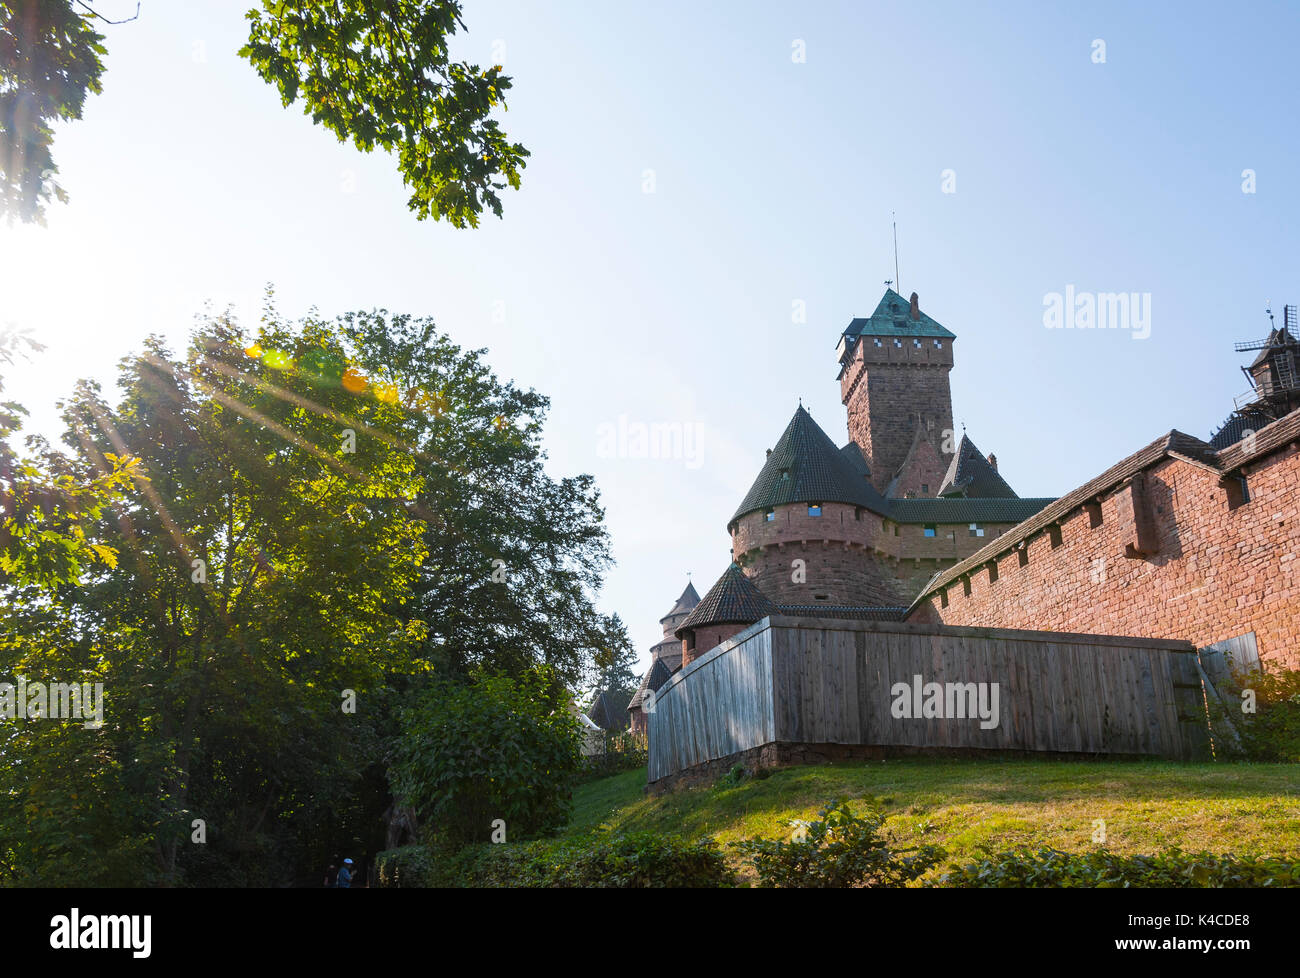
[566,758,1300,877]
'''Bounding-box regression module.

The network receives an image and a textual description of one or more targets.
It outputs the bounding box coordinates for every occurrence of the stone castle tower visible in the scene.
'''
[837,289,955,497]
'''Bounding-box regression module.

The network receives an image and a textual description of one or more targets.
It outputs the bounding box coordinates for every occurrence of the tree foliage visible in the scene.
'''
[0,1,526,226]
[391,668,584,848]
[241,0,527,227]
[0,299,626,885]
[0,1,106,224]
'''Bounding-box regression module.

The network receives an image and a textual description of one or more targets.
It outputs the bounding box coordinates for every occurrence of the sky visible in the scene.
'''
[1,1,1297,674]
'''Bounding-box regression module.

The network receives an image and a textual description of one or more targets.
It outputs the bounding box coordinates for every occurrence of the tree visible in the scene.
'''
[0,1,527,226]
[0,297,629,885]
[335,308,631,691]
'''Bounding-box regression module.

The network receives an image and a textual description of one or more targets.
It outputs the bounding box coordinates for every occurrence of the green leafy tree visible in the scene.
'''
[0,1,526,226]
[336,309,630,690]
[391,667,584,847]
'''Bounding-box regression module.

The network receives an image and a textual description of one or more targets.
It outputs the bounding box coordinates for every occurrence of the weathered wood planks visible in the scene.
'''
[647,616,1211,782]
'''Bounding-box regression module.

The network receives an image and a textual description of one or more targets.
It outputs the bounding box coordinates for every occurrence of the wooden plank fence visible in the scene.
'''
[647,616,1211,783]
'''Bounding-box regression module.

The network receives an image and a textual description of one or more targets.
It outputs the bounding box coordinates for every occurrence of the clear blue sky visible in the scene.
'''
[1,1,1297,674]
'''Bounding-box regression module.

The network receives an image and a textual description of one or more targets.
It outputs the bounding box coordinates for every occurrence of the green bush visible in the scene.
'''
[374,845,440,888]
[1227,667,1300,762]
[392,832,737,888]
[390,667,584,847]
[938,846,1300,887]
[733,799,944,888]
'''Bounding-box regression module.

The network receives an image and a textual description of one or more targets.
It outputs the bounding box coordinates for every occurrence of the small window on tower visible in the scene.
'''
[921,483,929,494]
[764,509,775,522]
[808,503,822,517]
[969,523,985,538]
[893,339,903,348]
[933,340,942,349]
[873,338,883,347]
[913,338,921,348]
[924,525,937,538]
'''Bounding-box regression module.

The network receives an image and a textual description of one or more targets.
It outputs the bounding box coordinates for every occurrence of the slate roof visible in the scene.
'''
[840,441,871,477]
[937,433,1018,498]
[628,657,674,712]
[659,580,700,623]
[676,563,778,637]
[888,497,1056,524]
[731,405,890,523]
[586,688,632,732]
[1217,405,1300,471]
[647,638,682,670]
[912,429,1221,604]
[1209,411,1262,450]
[841,289,957,341]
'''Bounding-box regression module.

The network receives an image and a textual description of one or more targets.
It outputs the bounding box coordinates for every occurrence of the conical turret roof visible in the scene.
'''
[675,563,777,637]
[936,433,1017,499]
[659,580,700,623]
[731,405,888,523]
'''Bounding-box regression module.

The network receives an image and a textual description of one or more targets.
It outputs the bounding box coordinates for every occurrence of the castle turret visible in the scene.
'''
[837,289,956,496]
[727,405,909,606]
[675,563,776,666]
[628,580,699,735]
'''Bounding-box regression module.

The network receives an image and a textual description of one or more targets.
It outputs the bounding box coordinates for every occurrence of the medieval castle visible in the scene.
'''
[629,288,1300,734]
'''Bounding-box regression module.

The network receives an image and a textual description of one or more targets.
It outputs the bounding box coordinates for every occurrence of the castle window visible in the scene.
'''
[924,525,937,538]
[814,593,829,601]
[939,589,949,608]
[764,509,775,522]
[933,340,942,349]
[969,523,985,538]
[1048,524,1062,548]
[893,339,903,348]
[987,561,999,583]
[893,525,900,536]
[808,503,822,517]
[921,483,929,494]
[873,338,883,347]
[962,577,972,597]
[913,338,921,348]
[854,507,863,521]
[1225,475,1250,510]
[1018,547,1029,567]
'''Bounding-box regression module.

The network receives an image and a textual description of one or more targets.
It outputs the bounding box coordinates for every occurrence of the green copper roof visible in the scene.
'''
[842,289,956,341]
[731,405,889,523]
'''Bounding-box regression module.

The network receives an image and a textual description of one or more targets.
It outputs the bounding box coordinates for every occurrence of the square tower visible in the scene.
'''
[837,290,955,496]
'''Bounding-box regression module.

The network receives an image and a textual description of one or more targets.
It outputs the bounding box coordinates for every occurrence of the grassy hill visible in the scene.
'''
[566,759,1300,875]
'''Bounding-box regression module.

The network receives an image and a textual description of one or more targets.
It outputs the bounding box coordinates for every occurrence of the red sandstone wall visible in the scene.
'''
[681,622,745,666]
[914,449,1300,668]
[731,501,1022,606]
[840,336,954,493]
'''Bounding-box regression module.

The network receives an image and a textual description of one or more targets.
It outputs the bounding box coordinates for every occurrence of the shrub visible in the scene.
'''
[1226,666,1300,762]
[392,832,737,887]
[938,847,1300,888]
[374,845,440,888]
[733,799,944,887]
[390,667,584,847]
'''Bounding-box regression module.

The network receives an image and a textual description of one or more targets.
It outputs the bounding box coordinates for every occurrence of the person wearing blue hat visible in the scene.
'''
[336,858,353,888]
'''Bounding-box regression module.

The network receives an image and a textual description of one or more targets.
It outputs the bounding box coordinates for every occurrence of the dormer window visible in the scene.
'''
[808,503,822,517]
